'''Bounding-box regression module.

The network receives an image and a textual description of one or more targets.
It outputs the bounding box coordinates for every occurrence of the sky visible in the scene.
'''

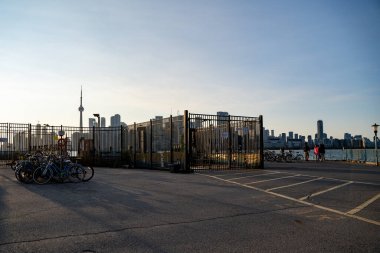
[0,0,379,139]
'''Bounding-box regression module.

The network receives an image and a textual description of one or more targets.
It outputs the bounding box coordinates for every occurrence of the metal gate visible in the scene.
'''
[184,111,263,171]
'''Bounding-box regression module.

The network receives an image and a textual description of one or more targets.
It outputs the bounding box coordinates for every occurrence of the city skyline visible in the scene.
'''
[1,1,379,139]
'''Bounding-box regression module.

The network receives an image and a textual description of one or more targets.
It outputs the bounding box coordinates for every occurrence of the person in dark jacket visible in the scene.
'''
[319,144,326,161]
[303,143,310,161]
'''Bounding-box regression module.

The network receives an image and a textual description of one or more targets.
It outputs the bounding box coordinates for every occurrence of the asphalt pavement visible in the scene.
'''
[0,161,379,253]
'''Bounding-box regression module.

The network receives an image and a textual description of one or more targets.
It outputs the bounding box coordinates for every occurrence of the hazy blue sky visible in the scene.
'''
[1,0,379,139]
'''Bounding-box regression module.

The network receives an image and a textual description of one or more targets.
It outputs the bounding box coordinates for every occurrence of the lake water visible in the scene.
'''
[274,149,379,163]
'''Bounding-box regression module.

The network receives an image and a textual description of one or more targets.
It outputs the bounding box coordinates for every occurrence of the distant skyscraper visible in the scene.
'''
[111,114,121,127]
[344,133,352,140]
[78,87,84,132]
[89,118,96,128]
[317,120,323,141]
[101,117,106,127]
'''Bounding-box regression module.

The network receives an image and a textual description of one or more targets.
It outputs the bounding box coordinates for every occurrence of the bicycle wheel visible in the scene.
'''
[33,166,53,185]
[15,161,34,184]
[68,165,85,183]
[82,166,94,182]
[17,167,34,183]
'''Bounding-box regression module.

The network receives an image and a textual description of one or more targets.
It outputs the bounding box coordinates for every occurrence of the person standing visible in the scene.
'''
[319,143,326,162]
[303,143,310,161]
[314,145,320,161]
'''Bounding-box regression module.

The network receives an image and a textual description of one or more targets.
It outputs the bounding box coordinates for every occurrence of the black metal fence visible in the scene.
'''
[185,112,263,170]
[0,111,264,170]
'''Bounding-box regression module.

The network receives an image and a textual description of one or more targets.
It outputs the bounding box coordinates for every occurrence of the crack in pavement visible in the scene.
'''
[0,205,308,247]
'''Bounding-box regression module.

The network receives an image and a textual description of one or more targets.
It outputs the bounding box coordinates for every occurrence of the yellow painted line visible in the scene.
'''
[246,174,301,185]
[346,193,380,215]
[266,177,324,191]
[228,171,281,181]
[299,181,353,201]
[199,174,380,226]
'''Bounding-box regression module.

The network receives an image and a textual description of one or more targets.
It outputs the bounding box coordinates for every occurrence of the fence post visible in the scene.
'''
[228,115,232,169]
[150,119,153,169]
[28,124,32,153]
[92,126,96,165]
[170,115,173,164]
[120,125,123,160]
[134,122,137,166]
[259,115,264,169]
[184,110,189,171]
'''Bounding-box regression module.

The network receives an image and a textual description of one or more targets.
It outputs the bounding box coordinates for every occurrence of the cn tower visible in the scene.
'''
[78,86,84,133]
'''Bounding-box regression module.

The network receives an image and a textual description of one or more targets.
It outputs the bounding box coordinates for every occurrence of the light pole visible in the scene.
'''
[93,114,100,156]
[372,123,378,166]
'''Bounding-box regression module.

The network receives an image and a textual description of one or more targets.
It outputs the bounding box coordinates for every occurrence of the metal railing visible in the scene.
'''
[0,111,264,170]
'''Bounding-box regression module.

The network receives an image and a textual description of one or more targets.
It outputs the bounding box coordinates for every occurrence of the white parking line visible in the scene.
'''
[199,174,380,226]
[246,174,301,185]
[261,169,380,186]
[299,181,353,201]
[228,171,282,181]
[214,170,263,177]
[266,177,324,191]
[346,193,380,215]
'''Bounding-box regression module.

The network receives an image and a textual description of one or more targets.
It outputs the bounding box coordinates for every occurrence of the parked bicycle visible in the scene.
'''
[288,150,304,161]
[9,151,94,184]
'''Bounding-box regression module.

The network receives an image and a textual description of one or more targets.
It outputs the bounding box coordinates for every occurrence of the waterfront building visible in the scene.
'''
[287,139,302,149]
[281,133,286,142]
[344,133,352,140]
[217,111,229,126]
[263,129,269,142]
[264,137,284,149]
[307,135,314,147]
[317,120,323,142]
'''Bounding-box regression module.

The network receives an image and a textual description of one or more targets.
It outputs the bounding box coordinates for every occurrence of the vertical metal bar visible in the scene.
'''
[228,115,232,169]
[184,110,189,171]
[92,126,95,164]
[134,122,137,166]
[150,119,153,169]
[28,124,32,153]
[170,115,173,164]
[259,115,264,169]
[120,125,123,160]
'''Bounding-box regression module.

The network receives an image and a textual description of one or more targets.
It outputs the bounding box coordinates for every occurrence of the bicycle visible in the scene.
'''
[33,156,85,185]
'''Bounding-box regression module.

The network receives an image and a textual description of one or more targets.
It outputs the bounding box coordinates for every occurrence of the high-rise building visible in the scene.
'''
[101,117,106,127]
[89,118,96,128]
[344,133,352,140]
[78,87,84,133]
[110,114,121,127]
[263,129,269,141]
[317,120,323,141]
